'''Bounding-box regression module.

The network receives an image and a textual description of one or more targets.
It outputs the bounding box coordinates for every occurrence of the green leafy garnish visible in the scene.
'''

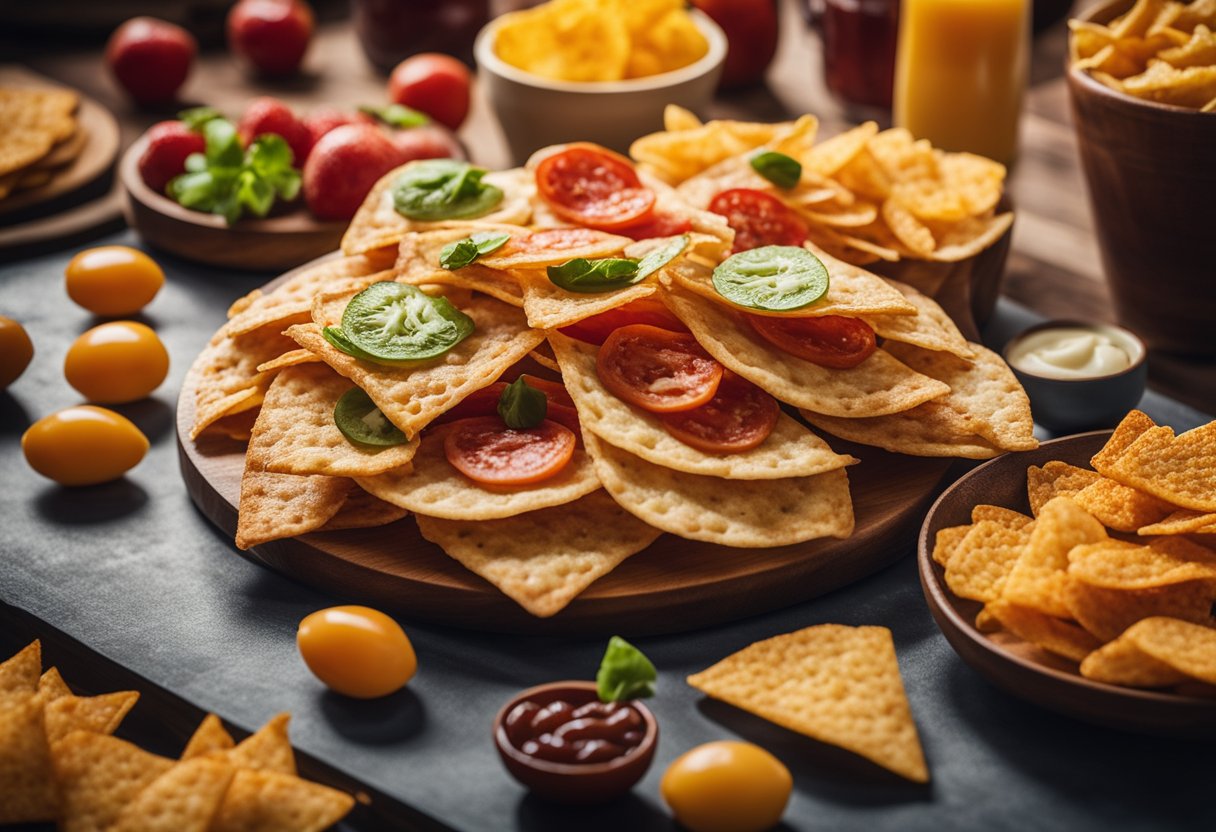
[497,377,547,429]
[749,150,802,189]
[359,103,430,128]
[634,234,689,281]
[391,159,503,221]
[547,258,640,293]
[712,245,830,311]
[440,231,512,270]
[166,118,301,224]
[179,106,224,131]
[596,636,657,703]
[334,282,475,363]
[334,388,408,447]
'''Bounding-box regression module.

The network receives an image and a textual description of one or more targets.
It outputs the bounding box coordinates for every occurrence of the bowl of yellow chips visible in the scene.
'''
[474,0,727,163]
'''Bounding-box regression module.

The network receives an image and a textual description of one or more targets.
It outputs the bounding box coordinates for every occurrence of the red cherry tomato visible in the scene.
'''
[616,211,693,241]
[443,416,576,486]
[535,145,656,231]
[388,53,471,130]
[596,324,723,413]
[708,189,808,253]
[558,298,687,345]
[659,371,779,453]
[745,313,877,369]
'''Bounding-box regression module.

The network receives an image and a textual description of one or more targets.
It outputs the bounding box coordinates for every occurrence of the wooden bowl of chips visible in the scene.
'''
[120,133,348,272]
[918,430,1216,738]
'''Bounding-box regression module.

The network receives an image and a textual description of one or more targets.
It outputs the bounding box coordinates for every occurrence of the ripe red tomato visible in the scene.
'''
[659,370,779,453]
[227,0,314,77]
[558,298,688,346]
[535,144,656,231]
[616,211,694,241]
[138,121,205,192]
[745,313,877,369]
[691,0,779,90]
[105,17,196,106]
[388,53,471,131]
[238,97,313,166]
[443,417,576,485]
[302,123,401,220]
[596,324,723,413]
[709,189,808,253]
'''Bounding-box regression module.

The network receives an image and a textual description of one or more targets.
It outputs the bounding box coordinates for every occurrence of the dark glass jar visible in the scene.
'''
[809,0,900,110]
[352,0,490,71]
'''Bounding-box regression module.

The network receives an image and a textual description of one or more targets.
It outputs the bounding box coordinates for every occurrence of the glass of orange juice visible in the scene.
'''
[892,0,1030,164]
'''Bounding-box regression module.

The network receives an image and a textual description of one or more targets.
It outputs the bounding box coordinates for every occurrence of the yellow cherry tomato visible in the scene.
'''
[22,405,149,486]
[297,606,417,698]
[65,246,164,316]
[661,741,792,832]
[0,315,34,389]
[64,321,169,404]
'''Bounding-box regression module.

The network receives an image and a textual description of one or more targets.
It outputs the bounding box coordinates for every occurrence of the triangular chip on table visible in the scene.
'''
[51,731,175,832]
[357,423,601,521]
[252,363,420,478]
[38,666,72,701]
[687,624,929,783]
[0,640,40,695]
[800,401,1004,459]
[416,490,661,617]
[190,327,301,440]
[664,285,948,418]
[1001,496,1108,618]
[550,333,856,479]
[223,712,295,775]
[1105,421,1216,511]
[182,714,235,760]
[110,757,235,832]
[209,768,355,832]
[289,293,545,437]
[44,691,140,743]
[342,163,533,256]
[583,432,853,547]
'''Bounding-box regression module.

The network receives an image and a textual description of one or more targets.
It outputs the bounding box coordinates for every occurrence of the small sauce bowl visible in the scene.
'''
[1004,320,1147,433]
[492,680,658,804]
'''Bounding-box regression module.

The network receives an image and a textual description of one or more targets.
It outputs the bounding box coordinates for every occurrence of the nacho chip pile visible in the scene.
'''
[190,119,1035,619]
[0,641,353,830]
[0,86,84,201]
[1070,0,1216,110]
[933,410,1216,692]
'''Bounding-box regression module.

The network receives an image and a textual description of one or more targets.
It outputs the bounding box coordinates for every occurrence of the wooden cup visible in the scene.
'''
[1066,0,1216,357]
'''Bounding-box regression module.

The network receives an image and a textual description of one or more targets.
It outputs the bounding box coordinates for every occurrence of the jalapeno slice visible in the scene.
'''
[335,282,474,363]
[711,245,829,312]
[334,387,408,447]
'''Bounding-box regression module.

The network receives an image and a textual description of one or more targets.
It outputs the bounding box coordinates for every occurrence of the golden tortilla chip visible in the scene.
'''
[864,278,975,360]
[972,505,1034,529]
[1027,461,1102,516]
[1138,509,1216,536]
[932,524,971,567]
[44,691,139,743]
[1091,409,1157,476]
[357,422,601,520]
[944,519,1034,602]
[400,262,525,308]
[630,118,789,185]
[805,122,880,177]
[253,364,419,478]
[415,490,660,617]
[925,213,1014,263]
[0,693,55,824]
[1062,576,1215,642]
[182,714,235,760]
[289,294,545,437]
[479,227,631,270]
[550,333,856,479]
[1106,422,1216,511]
[1071,476,1176,532]
[110,757,235,832]
[51,731,175,832]
[800,402,1003,459]
[1121,616,1216,684]
[190,328,300,440]
[583,431,853,547]
[687,624,929,782]
[38,666,71,701]
[315,484,409,532]
[0,641,40,695]
[234,467,349,551]
[1002,496,1108,617]
[986,600,1101,662]
[516,269,659,330]
[210,768,355,832]
[1079,635,1188,687]
[665,286,948,418]
[224,712,295,775]
[1068,536,1216,589]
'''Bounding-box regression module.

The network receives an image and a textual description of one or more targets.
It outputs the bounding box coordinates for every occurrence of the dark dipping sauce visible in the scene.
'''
[503,699,645,765]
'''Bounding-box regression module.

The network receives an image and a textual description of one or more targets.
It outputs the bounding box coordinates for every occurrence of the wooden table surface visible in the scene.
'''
[19,0,1214,414]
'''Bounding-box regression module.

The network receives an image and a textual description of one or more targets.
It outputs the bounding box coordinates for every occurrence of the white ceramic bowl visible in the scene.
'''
[474,10,727,164]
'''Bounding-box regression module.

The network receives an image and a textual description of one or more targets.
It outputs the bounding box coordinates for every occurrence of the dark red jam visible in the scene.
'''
[503,699,645,764]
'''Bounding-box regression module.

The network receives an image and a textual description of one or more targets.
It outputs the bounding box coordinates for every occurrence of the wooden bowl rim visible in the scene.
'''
[918,431,1216,709]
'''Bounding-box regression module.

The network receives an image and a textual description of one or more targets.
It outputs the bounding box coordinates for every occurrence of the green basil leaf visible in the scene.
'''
[712,245,830,311]
[248,133,296,175]
[359,103,430,128]
[234,170,275,218]
[167,170,217,209]
[547,258,640,294]
[440,231,512,270]
[496,377,547,430]
[749,150,802,189]
[340,282,475,362]
[184,152,209,174]
[334,387,408,447]
[391,159,504,221]
[635,234,690,281]
[203,118,244,169]
[596,636,656,702]
[274,167,302,201]
[179,106,224,131]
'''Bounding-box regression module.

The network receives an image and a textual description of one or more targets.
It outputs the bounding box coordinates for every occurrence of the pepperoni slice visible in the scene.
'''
[558,297,688,346]
[745,313,877,369]
[596,324,723,413]
[708,188,809,253]
[615,211,693,241]
[535,144,656,231]
[659,371,779,454]
[443,416,576,486]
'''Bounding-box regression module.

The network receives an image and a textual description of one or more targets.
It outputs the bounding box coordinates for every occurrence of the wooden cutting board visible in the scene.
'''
[177,256,957,635]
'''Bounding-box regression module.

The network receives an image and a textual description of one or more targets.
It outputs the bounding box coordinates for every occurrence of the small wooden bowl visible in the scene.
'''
[918,431,1216,738]
[493,681,658,803]
[120,133,347,272]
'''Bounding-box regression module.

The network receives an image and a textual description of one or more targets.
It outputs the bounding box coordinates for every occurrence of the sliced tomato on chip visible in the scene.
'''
[659,370,779,454]
[596,324,723,413]
[535,144,656,231]
[616,211,693,241]
[559,297,688,345]
[433,375,576,425]
[745,313,877,369]
[708,188,808,253]
[443,416,576,486]
[498,227,615,259]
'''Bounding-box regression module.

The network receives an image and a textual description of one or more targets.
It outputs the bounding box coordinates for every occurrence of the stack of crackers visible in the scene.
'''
[0,87,85,202]
[933,410,1216,692]
[0,641,353,830]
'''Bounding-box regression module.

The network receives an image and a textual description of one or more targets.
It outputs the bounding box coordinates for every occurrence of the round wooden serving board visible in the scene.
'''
[178,257,955,635]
